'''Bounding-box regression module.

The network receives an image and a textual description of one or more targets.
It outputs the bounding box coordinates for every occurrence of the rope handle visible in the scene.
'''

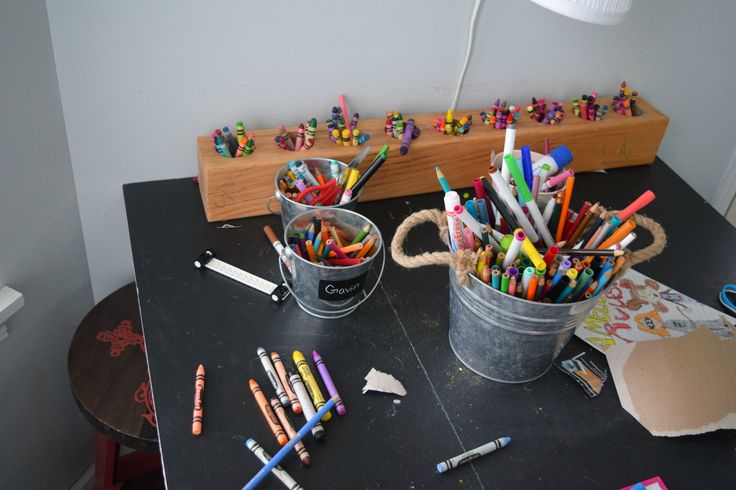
[390,209,667,286]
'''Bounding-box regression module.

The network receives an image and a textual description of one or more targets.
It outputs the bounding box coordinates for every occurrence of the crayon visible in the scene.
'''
[258,347,291,408]
[249,379,288,446]
[436,437,510,474]
[270,398,311,466]
[245,438,304,490]
[303,118,317,150]
[192,364,205,436]
[312,350,346,416]
[295,123,305,151]
[242,397,336,490]
[293,351,331,422]
[271,352,301,414]
[287,371,324,440]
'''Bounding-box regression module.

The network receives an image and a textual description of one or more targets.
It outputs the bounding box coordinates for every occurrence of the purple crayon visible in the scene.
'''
[312,350,346,416]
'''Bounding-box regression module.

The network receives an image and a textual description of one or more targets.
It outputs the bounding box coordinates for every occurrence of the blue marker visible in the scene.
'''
[521,146,534,190]
[243,398,337,490]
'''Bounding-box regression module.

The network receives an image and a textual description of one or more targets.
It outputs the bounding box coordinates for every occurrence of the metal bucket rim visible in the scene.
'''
[274,158,363,207]
[283,208,383,271]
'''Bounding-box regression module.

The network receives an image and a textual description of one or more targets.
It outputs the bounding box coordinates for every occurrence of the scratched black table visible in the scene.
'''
[124,159,736,489]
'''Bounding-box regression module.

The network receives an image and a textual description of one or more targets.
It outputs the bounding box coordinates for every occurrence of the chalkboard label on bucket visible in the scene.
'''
[318,273,368,301]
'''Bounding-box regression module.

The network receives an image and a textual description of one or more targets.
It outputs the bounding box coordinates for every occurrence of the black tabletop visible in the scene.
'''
[124,159,736,490]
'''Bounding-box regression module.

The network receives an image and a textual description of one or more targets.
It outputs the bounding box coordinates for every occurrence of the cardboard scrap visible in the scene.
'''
[362,368,407,396]
[607,326,736,436]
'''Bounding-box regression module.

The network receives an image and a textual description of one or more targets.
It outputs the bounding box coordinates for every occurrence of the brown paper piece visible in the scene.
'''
[606,326,736,436]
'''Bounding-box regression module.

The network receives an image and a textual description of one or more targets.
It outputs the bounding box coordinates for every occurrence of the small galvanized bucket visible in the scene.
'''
[392,209,665,383]
[280,208,384,319]
[268,158,362,229]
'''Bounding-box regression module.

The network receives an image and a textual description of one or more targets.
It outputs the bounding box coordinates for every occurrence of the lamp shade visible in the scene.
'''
[529,0,633,25]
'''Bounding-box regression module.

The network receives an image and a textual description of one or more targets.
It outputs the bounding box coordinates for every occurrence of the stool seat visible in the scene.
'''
[68,282,158,451]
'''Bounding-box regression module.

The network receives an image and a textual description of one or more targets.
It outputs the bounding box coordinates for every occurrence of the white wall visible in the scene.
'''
[0,0,95,487]
[46,0,736,300]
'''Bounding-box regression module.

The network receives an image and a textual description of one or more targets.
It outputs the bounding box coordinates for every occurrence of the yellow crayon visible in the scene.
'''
[445,109,454,134]
[293,350,331,422]
[332,128,342,145]
[352,129,360,146]
[342,129,351,147]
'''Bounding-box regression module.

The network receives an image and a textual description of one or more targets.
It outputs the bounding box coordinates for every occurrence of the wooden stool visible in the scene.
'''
[68,283,161,490]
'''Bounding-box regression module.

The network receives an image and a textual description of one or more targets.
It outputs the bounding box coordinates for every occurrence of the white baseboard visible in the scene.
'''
[711,144,736,215]
[69,463,94,490]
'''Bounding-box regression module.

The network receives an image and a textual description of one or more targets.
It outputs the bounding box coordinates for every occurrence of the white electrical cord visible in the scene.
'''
[450,0,483,111]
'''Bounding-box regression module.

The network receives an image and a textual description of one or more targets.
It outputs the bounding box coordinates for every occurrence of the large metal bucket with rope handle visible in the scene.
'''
[391,208,666,383]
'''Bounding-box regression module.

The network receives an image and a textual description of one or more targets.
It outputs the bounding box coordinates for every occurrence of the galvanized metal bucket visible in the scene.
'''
[448,269,606,383]
[267,158,362,229]
[390,209,667,384]
[279,208,384,319]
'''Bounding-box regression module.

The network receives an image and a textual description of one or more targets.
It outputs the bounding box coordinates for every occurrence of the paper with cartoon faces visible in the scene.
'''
[576,269,736,353]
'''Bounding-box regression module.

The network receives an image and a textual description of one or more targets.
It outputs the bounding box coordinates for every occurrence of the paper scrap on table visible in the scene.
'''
[607,326,736,436]
[555,352,607,398]
[575,269,736,353]
[362,368,407,396]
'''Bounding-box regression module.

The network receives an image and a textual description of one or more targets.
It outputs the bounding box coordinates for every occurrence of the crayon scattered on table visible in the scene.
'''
[313,350,346,416]
[245,438,304,490]
[249,379,288,446]
[271,351,301,414]
[192,364,205,436]
[270,398,312,466]
[242,397,337,490]
[257,347,290,408]
[436,436,511,474]
[288,370,325,440]
[480,98,521,129]
[293,350,331,422]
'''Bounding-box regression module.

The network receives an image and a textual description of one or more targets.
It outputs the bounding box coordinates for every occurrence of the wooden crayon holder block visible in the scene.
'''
[197,97,668,222]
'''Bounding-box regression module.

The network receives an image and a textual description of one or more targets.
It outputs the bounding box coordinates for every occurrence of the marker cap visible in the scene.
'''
[549,145,573,170]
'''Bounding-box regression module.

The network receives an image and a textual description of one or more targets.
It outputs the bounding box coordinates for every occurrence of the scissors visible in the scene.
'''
[719,284,736,315]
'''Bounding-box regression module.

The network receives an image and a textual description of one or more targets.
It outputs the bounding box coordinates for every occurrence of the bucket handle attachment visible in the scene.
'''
[391,209,667,287]
[266,193,281,216]
[278,244,386,318]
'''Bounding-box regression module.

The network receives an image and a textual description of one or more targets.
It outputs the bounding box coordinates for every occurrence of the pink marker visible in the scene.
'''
[616,190,655,221]
[463,226,475,250]
[339,95,349,132]
[542,169,574,192]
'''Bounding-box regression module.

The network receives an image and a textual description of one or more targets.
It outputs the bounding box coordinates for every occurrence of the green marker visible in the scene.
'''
[503,154,555,247]
[500,273,510,294]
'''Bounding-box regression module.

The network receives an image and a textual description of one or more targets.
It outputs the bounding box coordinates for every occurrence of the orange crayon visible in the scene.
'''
[271,352,301,414]
[339,242,363,254]
[249,379,288,446]
[192,364,205,435]
[270,398,312,466]
[355,236,376,259]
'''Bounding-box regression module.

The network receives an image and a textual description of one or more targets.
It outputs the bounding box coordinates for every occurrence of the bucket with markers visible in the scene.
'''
[268,158,362,228]
[392,151,664,382]
[280,207,385,319]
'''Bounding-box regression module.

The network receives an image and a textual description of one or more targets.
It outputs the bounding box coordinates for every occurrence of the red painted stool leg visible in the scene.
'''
[116,450,161,482]
[94,431,120,490]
